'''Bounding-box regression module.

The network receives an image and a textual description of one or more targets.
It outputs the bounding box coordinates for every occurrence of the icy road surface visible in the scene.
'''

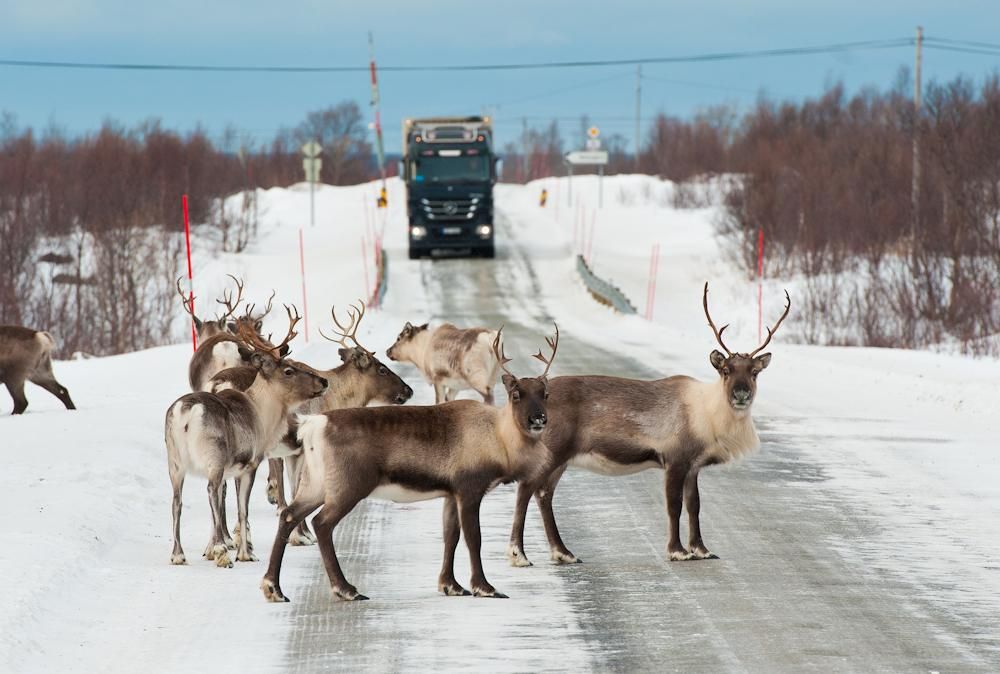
[280,212,999,672]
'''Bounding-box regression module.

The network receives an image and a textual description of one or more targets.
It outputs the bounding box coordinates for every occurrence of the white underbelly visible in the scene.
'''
[369,484,448,503]
[570,453,662,476]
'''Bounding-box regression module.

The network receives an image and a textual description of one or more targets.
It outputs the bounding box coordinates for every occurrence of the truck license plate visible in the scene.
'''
[442,226,462,235]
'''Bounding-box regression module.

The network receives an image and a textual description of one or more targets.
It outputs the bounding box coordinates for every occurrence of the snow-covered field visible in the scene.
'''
[2,175,998,671]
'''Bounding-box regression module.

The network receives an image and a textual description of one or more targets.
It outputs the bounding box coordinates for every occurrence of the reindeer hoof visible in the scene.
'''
[261,579,290,603]
[506,545,533,567]
[668,548,695,561]
[438,581,471,597]
[170,553,187,565]
[289,531,315,547]
[333,586,368,601]
[266,481,279,505]
[472,586,507,599]
[690,548,719,560]
[236,550,258,562]
[213,546,234,568]
[550,549,581,564]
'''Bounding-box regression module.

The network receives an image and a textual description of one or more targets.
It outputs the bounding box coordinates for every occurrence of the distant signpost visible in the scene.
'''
[302,141,322,227]
[565,142,610,208]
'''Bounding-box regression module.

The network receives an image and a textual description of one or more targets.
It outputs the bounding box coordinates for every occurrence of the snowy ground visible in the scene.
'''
[2,175,999,671]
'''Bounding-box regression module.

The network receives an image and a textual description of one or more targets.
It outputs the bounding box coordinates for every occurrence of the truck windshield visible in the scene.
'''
[413,155,489,183]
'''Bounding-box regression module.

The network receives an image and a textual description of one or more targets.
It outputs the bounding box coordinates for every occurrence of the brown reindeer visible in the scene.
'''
[164,306,328,567]
[184,276,278,391]
[261,325,559,603]
[0,326,76,414]
[506,284,790,567]
[386,322,501,404]
[209,301,414,542]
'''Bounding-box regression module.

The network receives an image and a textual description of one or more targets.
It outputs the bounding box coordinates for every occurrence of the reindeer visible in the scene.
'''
[0,326,76,414]
[164,306,328,568]
[209,301,414,542]
[506,284,791,567]
[385,321,501,404]
[184,276,277,391]
[260,325,559,603]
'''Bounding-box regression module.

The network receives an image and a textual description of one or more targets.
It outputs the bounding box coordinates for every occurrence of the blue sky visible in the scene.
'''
[2,1,997,154]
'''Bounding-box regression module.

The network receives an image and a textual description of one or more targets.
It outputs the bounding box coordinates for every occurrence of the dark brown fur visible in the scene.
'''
[0,326,76,414]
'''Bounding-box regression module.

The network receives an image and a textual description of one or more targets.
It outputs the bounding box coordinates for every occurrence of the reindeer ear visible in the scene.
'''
[237,344,254,362]
[278,344,291,358]
[754,353,772,370]
[501,373,518,392]
[338,347,352,363]
[193,316,204,330]
[419,323,429,331]
[254,319,263,333]
[355,352,373,369]
[227,321,238,333]
[709,350,727,372]
[403,321,413,330]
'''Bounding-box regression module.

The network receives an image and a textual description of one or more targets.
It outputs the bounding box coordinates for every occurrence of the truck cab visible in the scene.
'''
[402,116,497,259]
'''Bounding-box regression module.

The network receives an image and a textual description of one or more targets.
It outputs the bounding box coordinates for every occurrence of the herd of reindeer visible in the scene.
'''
[0,274,791,602]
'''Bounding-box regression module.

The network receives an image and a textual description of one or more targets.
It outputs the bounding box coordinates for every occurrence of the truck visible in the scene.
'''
[401,116,497,259]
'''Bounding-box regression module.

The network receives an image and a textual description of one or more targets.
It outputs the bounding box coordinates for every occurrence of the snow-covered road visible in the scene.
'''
[3,177,998,672]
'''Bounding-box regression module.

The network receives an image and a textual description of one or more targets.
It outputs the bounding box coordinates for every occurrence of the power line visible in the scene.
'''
[0,38,914,74]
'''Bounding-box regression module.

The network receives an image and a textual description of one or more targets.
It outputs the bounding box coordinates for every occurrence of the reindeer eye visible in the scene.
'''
[378,366,388,375]
[511,390,521,402]
[283,367,294,376]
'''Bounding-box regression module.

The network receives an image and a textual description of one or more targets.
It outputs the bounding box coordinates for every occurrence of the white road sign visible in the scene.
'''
[565,150,609,165]
[301,141,322,158]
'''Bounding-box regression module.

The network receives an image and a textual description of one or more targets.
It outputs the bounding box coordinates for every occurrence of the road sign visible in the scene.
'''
[565,150,609,165]
[301,141,322,158]
[303,158,322,183]
[585,138,602,150]
[587,126,600,138]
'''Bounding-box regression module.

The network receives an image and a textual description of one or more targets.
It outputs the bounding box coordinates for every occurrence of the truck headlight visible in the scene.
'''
[411,226,427,239]
[476,225,492,238]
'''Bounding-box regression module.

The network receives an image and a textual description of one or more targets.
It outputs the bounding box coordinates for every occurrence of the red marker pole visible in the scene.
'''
[757,227,764,343]
[299,228,309,343]
[182,194,196,351]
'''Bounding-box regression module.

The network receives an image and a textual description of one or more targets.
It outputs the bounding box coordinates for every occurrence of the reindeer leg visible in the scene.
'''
[169,468,186,564]
[666,462,693,561]
[261,497,324,602]
[5,381,28,415]
[433,381,445,404]
[221,481,235,549]
[685,468,719,560]
[535,465,580,564]
[286,454,315,545]
[235,468,258,562]
[438,496,470,596]
[506,481,535,567]
[458,492,506,598]
[313,495,368,601]
[207,475,233,568]
[28,368,75,410]
[266,458,284,507]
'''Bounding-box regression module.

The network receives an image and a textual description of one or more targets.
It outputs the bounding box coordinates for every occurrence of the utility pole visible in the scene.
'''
[634,65,642,172]
[521,116,528,182]
[369,31,387,207]
[911,25,923,246]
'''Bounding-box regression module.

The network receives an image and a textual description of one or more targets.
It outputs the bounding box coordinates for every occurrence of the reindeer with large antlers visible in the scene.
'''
[223,301,414,534]
[165,305,328,567]
[183,276,280,392]
[261,324,559,602]
[506,284,791,567]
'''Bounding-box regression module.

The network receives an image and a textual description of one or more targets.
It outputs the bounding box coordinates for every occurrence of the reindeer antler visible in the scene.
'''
[491,326,516,378]
[237,303,300,358]
[750,289,791,357]
[531,323,560,378]
[175,277,197,318]
[246,289,276,321]
[216,274,246,321]
[319,300,373,354]
[702,282,734,357]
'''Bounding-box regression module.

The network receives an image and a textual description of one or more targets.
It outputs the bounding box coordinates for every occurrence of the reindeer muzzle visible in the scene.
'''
[528,412,547,435]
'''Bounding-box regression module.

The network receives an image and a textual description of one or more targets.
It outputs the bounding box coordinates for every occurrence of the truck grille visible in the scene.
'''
[421,198,478,222]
